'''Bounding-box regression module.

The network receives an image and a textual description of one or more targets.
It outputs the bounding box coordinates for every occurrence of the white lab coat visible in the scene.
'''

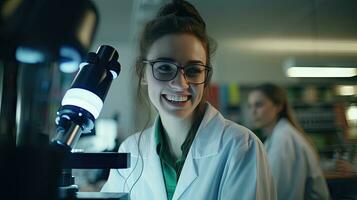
[102,104,276,200]
[264,118,330,200]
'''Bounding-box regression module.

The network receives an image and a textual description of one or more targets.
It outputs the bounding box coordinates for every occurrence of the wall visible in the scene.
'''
[212,41,300,84]
[90,41,137,139]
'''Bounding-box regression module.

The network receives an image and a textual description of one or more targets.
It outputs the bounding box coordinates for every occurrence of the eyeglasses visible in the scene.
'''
[143,59,211,84]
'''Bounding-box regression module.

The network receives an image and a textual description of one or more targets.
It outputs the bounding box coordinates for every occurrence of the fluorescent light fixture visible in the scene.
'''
[286,67,357,77]
[336,85,357,96]
[283,57,357,78]
[347,106,357,121]
[15,47,45,63]
[234,38,357,53]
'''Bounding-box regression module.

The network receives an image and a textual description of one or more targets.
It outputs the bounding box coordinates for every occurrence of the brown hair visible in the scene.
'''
[252,83,304,132]
[252,83,319,157]
[134,0,216,115]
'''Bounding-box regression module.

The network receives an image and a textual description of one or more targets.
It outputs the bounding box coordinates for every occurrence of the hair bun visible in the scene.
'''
[157,0,206,28]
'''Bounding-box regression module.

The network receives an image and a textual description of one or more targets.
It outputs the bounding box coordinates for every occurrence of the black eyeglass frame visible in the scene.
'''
[142,59,212,84]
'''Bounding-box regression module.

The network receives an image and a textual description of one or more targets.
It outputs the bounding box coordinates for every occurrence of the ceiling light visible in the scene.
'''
[336,85,357,96]
[285,67,357,77]
[347,106,357,121]
[283,57,357,78]
[236,38,357,53]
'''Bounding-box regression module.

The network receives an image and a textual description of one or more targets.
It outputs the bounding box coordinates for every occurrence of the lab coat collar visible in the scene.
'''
[174,103,225,199]
[147,145,169,200]
[190,103,224,159]
[172,150,198,200]
[140,103,225,200]
[141,103,224,159]
[265,118,289,147]
[271,118,289,136]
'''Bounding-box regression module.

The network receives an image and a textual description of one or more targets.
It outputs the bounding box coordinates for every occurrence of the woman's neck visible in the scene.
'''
[160,114,194,160]
[262,118,279,137]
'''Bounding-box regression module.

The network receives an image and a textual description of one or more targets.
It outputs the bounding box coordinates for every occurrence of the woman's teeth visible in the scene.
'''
[165,94,189,102]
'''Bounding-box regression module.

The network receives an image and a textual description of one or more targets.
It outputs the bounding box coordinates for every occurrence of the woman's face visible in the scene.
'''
[248,90,281,129]
[144,33,207,119]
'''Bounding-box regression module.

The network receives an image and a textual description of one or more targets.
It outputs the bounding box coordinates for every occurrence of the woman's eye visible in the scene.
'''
[255,102,263,108]
[185,66,203,76]
[155,63,174,73]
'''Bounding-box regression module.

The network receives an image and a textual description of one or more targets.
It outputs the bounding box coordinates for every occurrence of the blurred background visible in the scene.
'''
[1,0,356,199]
[90,0,357,139]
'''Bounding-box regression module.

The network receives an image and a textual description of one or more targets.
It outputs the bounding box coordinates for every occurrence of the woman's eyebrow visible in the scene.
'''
[152,57,175,62]
[186,60,205,65]
[151,57,205,65]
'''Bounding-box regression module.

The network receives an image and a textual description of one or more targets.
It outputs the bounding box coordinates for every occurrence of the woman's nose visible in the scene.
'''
[170,69,189,89]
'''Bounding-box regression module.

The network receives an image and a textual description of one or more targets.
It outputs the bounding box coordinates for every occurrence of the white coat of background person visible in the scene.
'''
[102,1,276,199]
[248,83,330,200]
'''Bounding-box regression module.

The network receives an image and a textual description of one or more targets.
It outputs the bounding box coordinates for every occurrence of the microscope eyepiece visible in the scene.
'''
[96,45,118,64]
[52,45,120,150]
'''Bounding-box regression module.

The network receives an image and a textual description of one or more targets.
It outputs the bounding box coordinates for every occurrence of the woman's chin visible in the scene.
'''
[162,109,192,119]
[252,121,264,129]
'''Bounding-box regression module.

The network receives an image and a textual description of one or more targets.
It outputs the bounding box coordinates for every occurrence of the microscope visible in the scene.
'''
[51,45,130,200]
[0,1,130,199]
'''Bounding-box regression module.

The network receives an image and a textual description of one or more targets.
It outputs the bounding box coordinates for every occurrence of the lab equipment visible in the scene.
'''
[51,45,130,200]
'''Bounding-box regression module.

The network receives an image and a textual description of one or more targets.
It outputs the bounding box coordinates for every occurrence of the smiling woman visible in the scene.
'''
[101,1,276,199]
[144,34,206,120]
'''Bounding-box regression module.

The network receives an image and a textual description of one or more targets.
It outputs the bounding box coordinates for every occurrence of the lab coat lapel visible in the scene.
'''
[172,104,223,200]
[147,153,168,200]
[172,152,198,200]
[143,122,168,200]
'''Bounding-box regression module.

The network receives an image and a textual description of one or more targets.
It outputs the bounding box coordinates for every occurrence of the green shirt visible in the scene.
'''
[154,115,203,200]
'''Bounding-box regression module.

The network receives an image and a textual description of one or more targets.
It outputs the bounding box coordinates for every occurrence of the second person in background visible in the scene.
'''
[102,1,276,199]
[248,83,330,200]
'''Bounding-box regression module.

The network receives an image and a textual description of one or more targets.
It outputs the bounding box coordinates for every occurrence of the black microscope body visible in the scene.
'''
[51,45,130,200]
